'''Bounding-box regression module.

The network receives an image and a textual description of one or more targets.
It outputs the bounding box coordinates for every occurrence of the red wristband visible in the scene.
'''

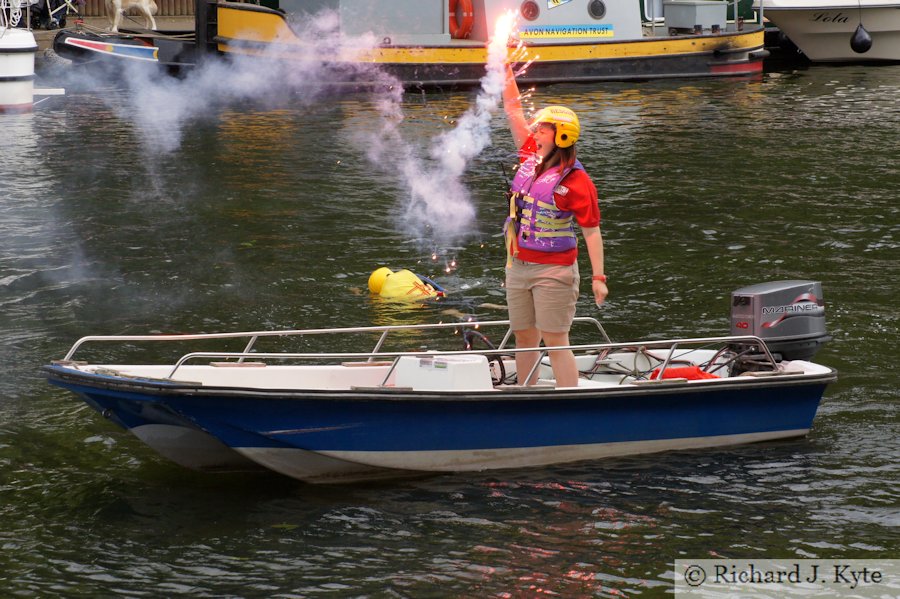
[592,274,607,283]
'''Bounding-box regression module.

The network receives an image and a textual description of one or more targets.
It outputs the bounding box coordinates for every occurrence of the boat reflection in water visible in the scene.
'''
[53,0,769,86]
[44,281,836,484]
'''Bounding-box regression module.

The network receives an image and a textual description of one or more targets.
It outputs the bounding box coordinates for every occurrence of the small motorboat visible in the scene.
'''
[758,0,900,61]
[44,281,836,484]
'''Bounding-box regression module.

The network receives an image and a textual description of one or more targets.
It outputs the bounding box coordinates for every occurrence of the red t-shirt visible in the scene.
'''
[514,137,600,265]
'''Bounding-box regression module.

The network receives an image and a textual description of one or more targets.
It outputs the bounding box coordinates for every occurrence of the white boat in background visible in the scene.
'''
[0,0,38,113]
[760,0,900,61]
[1,0,65,112]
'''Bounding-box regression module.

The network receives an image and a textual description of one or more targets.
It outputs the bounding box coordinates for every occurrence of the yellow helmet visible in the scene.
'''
[368,267,394,294]
[531,105,580,148]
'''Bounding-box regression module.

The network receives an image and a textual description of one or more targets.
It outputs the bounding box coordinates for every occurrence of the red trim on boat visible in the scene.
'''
[710,60,764,75]
[0,103,33,114]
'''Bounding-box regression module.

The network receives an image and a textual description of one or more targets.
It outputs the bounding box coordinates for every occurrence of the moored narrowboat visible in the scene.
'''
[53,0,770,85]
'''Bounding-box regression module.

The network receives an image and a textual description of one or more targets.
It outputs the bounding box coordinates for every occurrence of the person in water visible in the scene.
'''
[368,267,444,301]
[502,66,608,388]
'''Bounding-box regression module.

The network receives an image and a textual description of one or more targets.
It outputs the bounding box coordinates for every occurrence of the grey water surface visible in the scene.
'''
[0,62,897,596]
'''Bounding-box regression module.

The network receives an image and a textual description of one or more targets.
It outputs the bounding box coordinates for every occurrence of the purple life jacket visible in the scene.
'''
[505,156,582,256]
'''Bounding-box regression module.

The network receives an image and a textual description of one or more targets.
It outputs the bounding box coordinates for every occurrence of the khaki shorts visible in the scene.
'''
[505,259,580,333]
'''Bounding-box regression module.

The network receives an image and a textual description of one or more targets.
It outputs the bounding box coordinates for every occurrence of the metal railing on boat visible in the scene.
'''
[57,318,780,384]
[61,317,610,362]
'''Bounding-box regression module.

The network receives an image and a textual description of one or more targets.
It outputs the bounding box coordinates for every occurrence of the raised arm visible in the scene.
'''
[503,64,530,150]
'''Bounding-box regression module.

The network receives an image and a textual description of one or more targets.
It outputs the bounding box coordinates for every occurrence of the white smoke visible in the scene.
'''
[368,12,517,247]
[117,10,402,153]
[109,8,518,250]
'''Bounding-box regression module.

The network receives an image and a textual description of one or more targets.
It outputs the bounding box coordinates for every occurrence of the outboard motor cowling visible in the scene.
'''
[731,280,830,361]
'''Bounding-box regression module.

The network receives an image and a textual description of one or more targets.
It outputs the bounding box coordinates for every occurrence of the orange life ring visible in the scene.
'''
[449,0,475,39]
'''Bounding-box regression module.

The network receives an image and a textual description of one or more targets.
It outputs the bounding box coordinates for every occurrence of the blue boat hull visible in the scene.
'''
[45,364,832,482]
[48,377,261,471]
[168,381,827,468]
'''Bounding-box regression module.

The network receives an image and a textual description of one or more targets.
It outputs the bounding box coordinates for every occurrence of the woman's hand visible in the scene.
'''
[592,280,608,306]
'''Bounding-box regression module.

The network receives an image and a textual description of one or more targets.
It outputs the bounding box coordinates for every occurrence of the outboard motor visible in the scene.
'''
[730,280,830,362]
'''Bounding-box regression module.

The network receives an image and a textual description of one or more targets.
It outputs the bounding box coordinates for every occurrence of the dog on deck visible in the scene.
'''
[105,0,157,32]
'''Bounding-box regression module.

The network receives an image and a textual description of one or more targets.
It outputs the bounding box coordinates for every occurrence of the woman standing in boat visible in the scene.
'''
[502,66,608,388]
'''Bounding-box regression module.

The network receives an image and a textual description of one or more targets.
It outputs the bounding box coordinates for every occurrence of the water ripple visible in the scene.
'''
[0,65,897,596]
